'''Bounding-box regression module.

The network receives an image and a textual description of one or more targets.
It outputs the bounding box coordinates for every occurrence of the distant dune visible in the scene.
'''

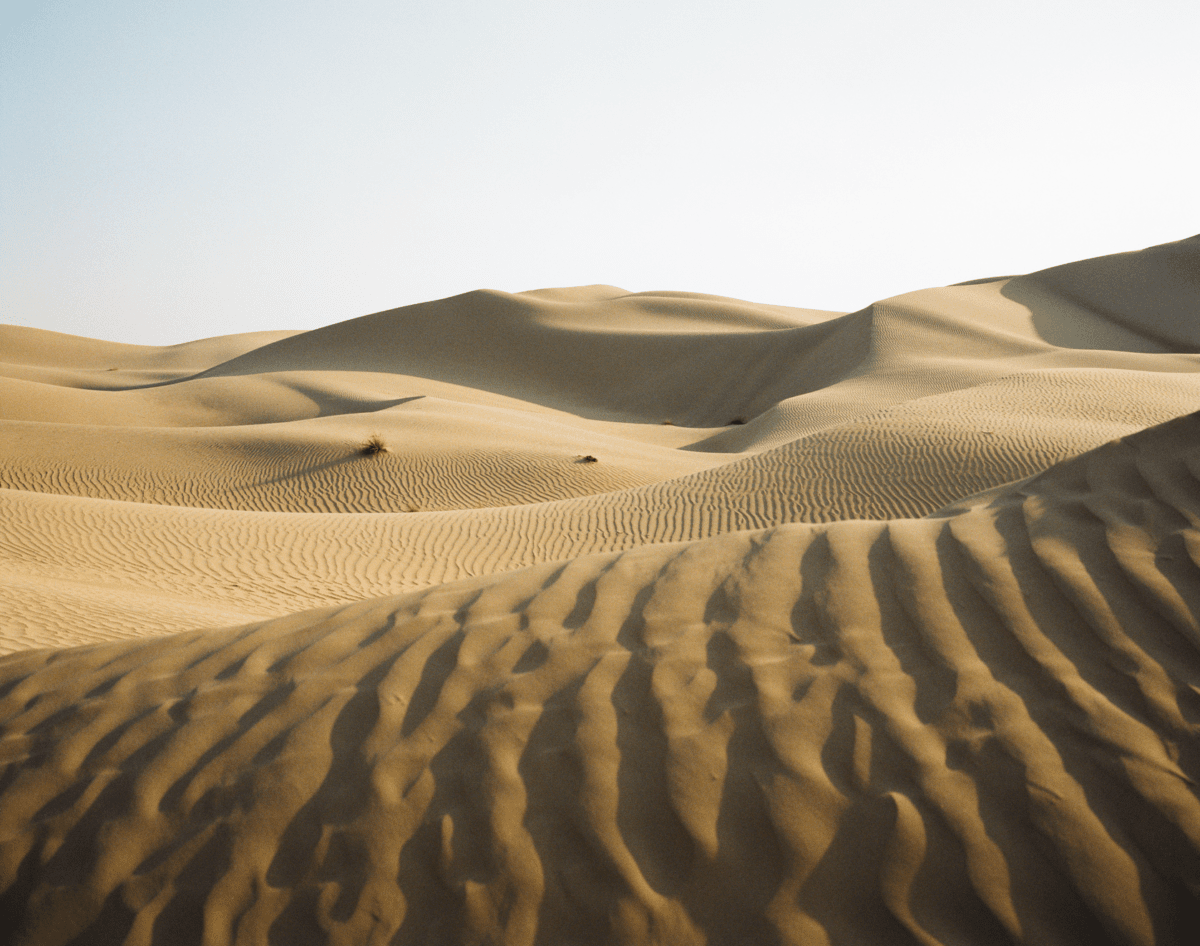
[1,236,1198,944]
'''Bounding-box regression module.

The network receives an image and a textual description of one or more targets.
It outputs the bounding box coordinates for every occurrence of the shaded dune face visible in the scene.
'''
[2,235,1200,945]
[3,237,1200,650]
[2,415,1200,946]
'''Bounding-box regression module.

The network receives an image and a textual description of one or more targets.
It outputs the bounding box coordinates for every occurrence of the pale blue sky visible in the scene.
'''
[2,0,1197,344]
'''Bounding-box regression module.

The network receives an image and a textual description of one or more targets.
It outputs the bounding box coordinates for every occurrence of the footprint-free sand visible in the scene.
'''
[2,236,1199,944]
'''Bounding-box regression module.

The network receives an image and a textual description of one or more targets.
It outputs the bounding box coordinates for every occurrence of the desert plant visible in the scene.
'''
[360,435,388,456]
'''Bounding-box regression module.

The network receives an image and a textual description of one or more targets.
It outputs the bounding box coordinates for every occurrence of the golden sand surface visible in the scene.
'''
[1,236,1198,944]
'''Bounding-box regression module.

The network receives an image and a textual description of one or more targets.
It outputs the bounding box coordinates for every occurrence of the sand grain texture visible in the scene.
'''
[1,236,1199,944]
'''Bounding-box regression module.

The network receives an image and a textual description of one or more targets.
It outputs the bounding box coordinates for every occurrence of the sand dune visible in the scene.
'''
[1,236,1198,944]
[3,244,1199,647]
[2,408,1199,946]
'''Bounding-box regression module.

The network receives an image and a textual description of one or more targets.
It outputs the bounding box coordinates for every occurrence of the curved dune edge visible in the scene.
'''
[3,237,1200,652]
[2,413,1199,946]
[3,364,1195,652]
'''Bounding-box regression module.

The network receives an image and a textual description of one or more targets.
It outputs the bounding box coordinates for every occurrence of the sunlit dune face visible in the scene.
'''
[2,237,1199,944]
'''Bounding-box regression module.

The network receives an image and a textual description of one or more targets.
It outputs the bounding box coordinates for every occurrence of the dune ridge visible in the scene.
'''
[2,361,1193,653]
[2,239,1200,648]
[2,411,1200,945]
[1,235,1199,944]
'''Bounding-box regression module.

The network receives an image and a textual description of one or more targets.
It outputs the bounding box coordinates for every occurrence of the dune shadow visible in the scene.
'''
[246,441,412,489]
[937,515,1175,944]
[1000,277,1171,352]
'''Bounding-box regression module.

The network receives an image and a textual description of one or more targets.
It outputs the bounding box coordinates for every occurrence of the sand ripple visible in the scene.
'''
[3,236,1200,943]
[1,414,1198,945]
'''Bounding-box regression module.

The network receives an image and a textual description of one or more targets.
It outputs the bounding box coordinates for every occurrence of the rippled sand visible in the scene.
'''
[1,236,1198,944]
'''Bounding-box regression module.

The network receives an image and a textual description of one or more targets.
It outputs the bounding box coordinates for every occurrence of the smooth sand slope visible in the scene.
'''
[2,399,1200,946]
[0,236,1198,944]
[2,238,1200,649]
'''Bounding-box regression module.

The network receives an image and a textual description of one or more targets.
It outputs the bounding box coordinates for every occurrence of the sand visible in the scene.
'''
[0,236,1198,944]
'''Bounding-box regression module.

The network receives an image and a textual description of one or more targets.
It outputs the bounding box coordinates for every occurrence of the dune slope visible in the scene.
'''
[1,235,1199,945]
[1,410,1199,946]
[2,238,1200,648]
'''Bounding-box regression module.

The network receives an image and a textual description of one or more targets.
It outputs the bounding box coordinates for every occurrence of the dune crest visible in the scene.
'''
[2,412,1199,945]
[2,235,1199,944]
[3,238,1200,648]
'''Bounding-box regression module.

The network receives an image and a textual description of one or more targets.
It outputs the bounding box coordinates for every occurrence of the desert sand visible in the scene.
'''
[1,236,1198,944]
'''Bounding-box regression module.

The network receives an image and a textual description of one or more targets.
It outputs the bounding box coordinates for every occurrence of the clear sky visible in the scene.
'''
[2,0,1197,345]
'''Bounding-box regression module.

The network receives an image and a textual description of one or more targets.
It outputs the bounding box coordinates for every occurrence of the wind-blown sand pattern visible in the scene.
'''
[1,237,1198,944]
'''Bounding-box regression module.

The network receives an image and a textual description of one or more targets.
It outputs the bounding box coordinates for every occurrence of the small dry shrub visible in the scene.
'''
[361,435,388,456]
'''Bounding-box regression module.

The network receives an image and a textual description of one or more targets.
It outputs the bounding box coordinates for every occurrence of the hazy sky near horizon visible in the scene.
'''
[2,0,1197,345]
